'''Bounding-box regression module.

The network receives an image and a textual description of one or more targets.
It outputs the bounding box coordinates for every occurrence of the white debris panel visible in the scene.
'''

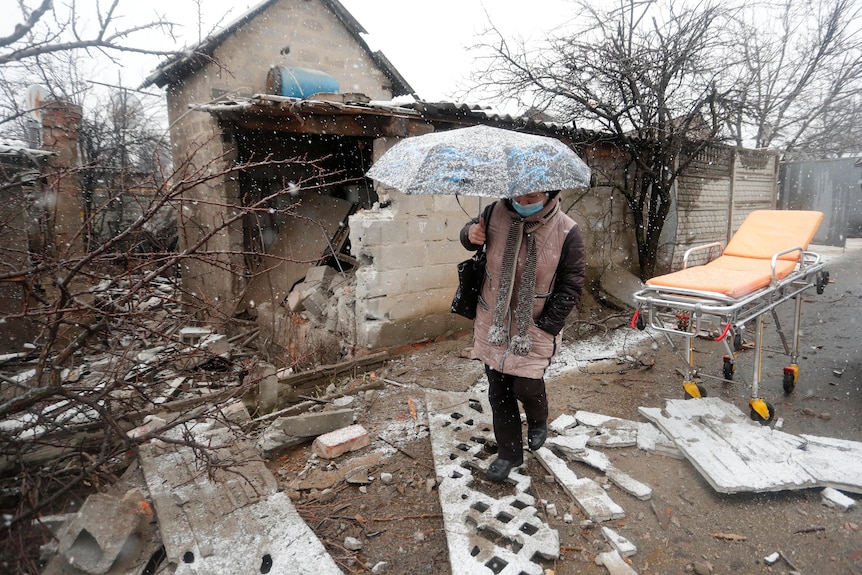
[639,397,862,494]
[426,390,560,575]
[138,427,341,575]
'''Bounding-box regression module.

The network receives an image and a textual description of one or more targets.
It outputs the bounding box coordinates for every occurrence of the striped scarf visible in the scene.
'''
[487,201,559,356]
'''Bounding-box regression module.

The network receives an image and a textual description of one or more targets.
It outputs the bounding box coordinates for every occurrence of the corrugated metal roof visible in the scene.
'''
[0,144,54,159]
[194,93,598,141]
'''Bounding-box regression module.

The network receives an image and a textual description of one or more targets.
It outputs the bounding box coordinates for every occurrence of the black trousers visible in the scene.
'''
[485,366,548,462]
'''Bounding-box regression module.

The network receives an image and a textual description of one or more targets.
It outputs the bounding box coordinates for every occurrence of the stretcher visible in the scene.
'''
[631,210,830,424]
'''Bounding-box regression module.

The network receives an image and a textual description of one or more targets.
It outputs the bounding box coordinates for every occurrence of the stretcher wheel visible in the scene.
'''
[732,332,743,352]
[749,401,775,425]
[783,371,796,393]
[722,356,734,381]
[816,270,829,294]
[783,365,799,394]
[683,382,707,399]
[636,314,645,330]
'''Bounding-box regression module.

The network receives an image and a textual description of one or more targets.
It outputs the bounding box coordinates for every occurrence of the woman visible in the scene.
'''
[460,190,586,482]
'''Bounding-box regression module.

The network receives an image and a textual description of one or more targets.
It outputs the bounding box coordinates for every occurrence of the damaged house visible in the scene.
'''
[141,0,781,369]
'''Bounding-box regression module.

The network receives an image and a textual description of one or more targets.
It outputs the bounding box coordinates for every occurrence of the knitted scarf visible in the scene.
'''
[487,201,560,356]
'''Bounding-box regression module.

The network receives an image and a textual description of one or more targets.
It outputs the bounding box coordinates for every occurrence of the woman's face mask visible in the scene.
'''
[512,192,548,217]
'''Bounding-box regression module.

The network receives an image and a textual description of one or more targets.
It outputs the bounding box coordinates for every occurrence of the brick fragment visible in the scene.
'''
[312,424,370,459]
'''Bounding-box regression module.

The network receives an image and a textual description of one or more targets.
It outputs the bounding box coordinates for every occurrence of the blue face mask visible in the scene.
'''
[512,199,545,217]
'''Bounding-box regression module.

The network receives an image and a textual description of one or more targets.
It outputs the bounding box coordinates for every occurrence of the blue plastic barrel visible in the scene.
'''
[266,66,339,98]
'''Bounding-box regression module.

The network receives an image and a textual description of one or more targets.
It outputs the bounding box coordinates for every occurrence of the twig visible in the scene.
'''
[779,550,801,572]
[378,436,434,470]
[370,513,442,522]
[794,525,825,534]
[382,377,409,387]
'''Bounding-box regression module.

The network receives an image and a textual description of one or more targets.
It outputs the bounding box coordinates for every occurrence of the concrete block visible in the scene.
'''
[355,268,405,299]
[404,263,455,291]
[599,263,644,309]
[251,362,278,414]
[219,400,251,424]
[57,489,149,574]
[285,288,304,312]
[273,409,355,438]
[426,238,463,266]
[312,424,370,459]
[362,243,428,270]
[302,289,331,320]
[178,326,212,345]
[305,265,337,286]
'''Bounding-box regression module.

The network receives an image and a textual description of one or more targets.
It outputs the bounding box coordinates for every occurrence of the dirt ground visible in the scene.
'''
[7,245,860,574]
[270,251,862,575]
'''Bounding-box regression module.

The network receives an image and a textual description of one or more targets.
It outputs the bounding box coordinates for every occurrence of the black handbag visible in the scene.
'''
[450,247,486,319]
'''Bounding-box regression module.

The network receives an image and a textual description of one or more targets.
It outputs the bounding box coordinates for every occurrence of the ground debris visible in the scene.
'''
[710,532,747,541]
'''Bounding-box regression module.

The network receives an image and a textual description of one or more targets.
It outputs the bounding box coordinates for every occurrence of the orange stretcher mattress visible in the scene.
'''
[645,210,824,299]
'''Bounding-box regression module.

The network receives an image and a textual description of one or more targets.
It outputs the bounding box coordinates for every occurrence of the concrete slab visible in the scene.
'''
[575,411,641,448]
[547,440,652,501]
[599,263,645,309]
[606,468,652,501]
[138,428,340,574]
[257,409,355,455]
[533,447,625,523]
[602,526,637,558]
[549,413,578,434]
[639,398,862,494]
[426,390,559,575]
[596,549,639,575]
[635,422,684,459]
[821,487,856,511]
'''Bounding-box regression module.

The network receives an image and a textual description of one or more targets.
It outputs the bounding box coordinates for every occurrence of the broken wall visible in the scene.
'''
[348,136,491,350]
[165,0,398,320]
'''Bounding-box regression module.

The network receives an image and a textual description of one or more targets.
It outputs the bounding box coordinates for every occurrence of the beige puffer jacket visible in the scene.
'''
[471,197,579,379]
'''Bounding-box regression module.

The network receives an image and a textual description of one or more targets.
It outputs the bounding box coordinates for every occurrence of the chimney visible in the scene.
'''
[41,100,83,258]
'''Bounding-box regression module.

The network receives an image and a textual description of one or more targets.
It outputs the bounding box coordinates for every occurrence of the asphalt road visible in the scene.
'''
[769,239,862,442]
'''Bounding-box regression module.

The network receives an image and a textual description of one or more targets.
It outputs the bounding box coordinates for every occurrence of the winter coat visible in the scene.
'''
[459,196,586,378]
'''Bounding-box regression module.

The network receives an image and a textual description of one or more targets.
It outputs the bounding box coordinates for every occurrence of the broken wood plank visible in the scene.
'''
[277,351,388,402]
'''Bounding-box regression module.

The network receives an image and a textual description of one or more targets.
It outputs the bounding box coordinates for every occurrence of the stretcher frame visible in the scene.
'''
[631,211,829,424]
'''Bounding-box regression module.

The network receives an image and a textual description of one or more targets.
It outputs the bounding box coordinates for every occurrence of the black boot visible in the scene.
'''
[527,422,548,451]
[485,457,523,482]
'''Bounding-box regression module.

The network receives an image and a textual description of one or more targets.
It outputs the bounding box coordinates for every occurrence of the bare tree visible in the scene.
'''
[470,0,733,280]
[0,133,343,571]
[0,1,180,138]
[726,0,862,157]
[0,0,177,65]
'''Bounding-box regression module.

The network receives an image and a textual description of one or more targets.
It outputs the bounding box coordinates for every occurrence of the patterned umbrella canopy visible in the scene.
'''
[365,124,591,198]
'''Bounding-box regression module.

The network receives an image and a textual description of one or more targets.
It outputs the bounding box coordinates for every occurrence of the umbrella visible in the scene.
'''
[365,124,591,198]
